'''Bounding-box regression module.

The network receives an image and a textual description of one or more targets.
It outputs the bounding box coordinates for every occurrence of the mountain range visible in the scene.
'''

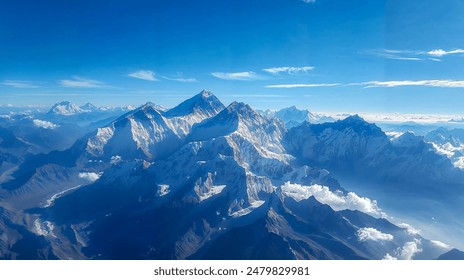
[0,90,463,260]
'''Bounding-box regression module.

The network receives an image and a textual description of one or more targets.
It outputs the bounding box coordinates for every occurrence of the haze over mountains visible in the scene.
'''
[0,91,463,260]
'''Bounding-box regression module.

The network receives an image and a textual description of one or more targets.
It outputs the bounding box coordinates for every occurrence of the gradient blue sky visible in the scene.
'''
[1,0,464,113]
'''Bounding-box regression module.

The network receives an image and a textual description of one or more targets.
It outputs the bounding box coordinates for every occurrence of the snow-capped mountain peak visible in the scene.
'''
[84,91,227,160]
[47,101,102,115]
[391,131,424,147]
[274,105,317,126]
[47,101,86,115]
[165,90,225,118]
[80,103,98,112]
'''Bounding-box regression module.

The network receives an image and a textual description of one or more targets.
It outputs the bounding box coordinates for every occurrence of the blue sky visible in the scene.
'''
[1,0,464,114]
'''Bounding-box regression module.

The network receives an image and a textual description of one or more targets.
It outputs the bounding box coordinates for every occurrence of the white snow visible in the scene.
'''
[32,119,59,129]
[33,219,55,237]
[320,112,464,124]
[44,185,83,207]
[430,142,456,157]
[385,131,403,140]
[357,227,394,242]
[49,101,86,115]
[86,126,115,156]
[198,185,226,201]
[229,200,265,218]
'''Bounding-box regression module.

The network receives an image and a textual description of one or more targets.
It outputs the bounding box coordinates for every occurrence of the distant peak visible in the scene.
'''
[225,101,260,119]
[199,90,213,98]
[344,114,365,123]
[141,101,157,108]
[48,101,84,115]
[81,103,98,111]
[55,101,73,106]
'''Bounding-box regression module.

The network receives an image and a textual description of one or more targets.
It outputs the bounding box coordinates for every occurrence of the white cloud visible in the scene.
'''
[78,172,102,182]
[397,223,421,235]
[128,70,157,81]
[280,182,386,217]
[302,0,316,3]
[33,119,59,129]
[382,253,397,260]
[266,83,340,88]
[161,73,197,82]
[60,76,108,88]
[364,49,424,61]
[365,48,464,60]
[357,227,394,242]
[211,71,262,81]
[430,240,451,250]
[266,79,464,90]
[361,80,464,88]
[397,239,422,260]
[427,49,464,57]
[263,66,314,75]
[2,80,39,88]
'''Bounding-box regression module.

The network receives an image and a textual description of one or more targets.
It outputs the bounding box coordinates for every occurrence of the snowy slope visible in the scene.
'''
[262,106,336,128]
[285,115,463,185]
[47,101,89,116]
[425,127,464,169]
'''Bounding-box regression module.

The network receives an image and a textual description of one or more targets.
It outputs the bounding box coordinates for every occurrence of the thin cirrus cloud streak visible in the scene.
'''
[127,70,157,81]
[266,80,464,89]
[59,77,108,88]
[427,49,464,57]
[263,66,315,75]
[161,75,197,83]
[360,80,464,88]
[211,71,263,81]
[367,50,425,61]
[1,80,40,88]
[265,83,341,88]
[367,48,464,61]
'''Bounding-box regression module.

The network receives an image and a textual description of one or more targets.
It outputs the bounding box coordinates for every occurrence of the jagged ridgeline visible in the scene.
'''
[0,91,463,260]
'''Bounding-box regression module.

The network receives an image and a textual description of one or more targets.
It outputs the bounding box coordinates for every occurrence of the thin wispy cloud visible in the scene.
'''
[128,70,157,81]
[366,48,464,61]
[302,0,316,3]
[2,80,40,88]
[211,71,262,81]
[427,49,464,57]
[364,49,424,61]
[161,73,197,83]
[266,83,340,88]
[263,66,315,75]
[361,80,464,88]
[266,80,464,89]
[60,76,108,88]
